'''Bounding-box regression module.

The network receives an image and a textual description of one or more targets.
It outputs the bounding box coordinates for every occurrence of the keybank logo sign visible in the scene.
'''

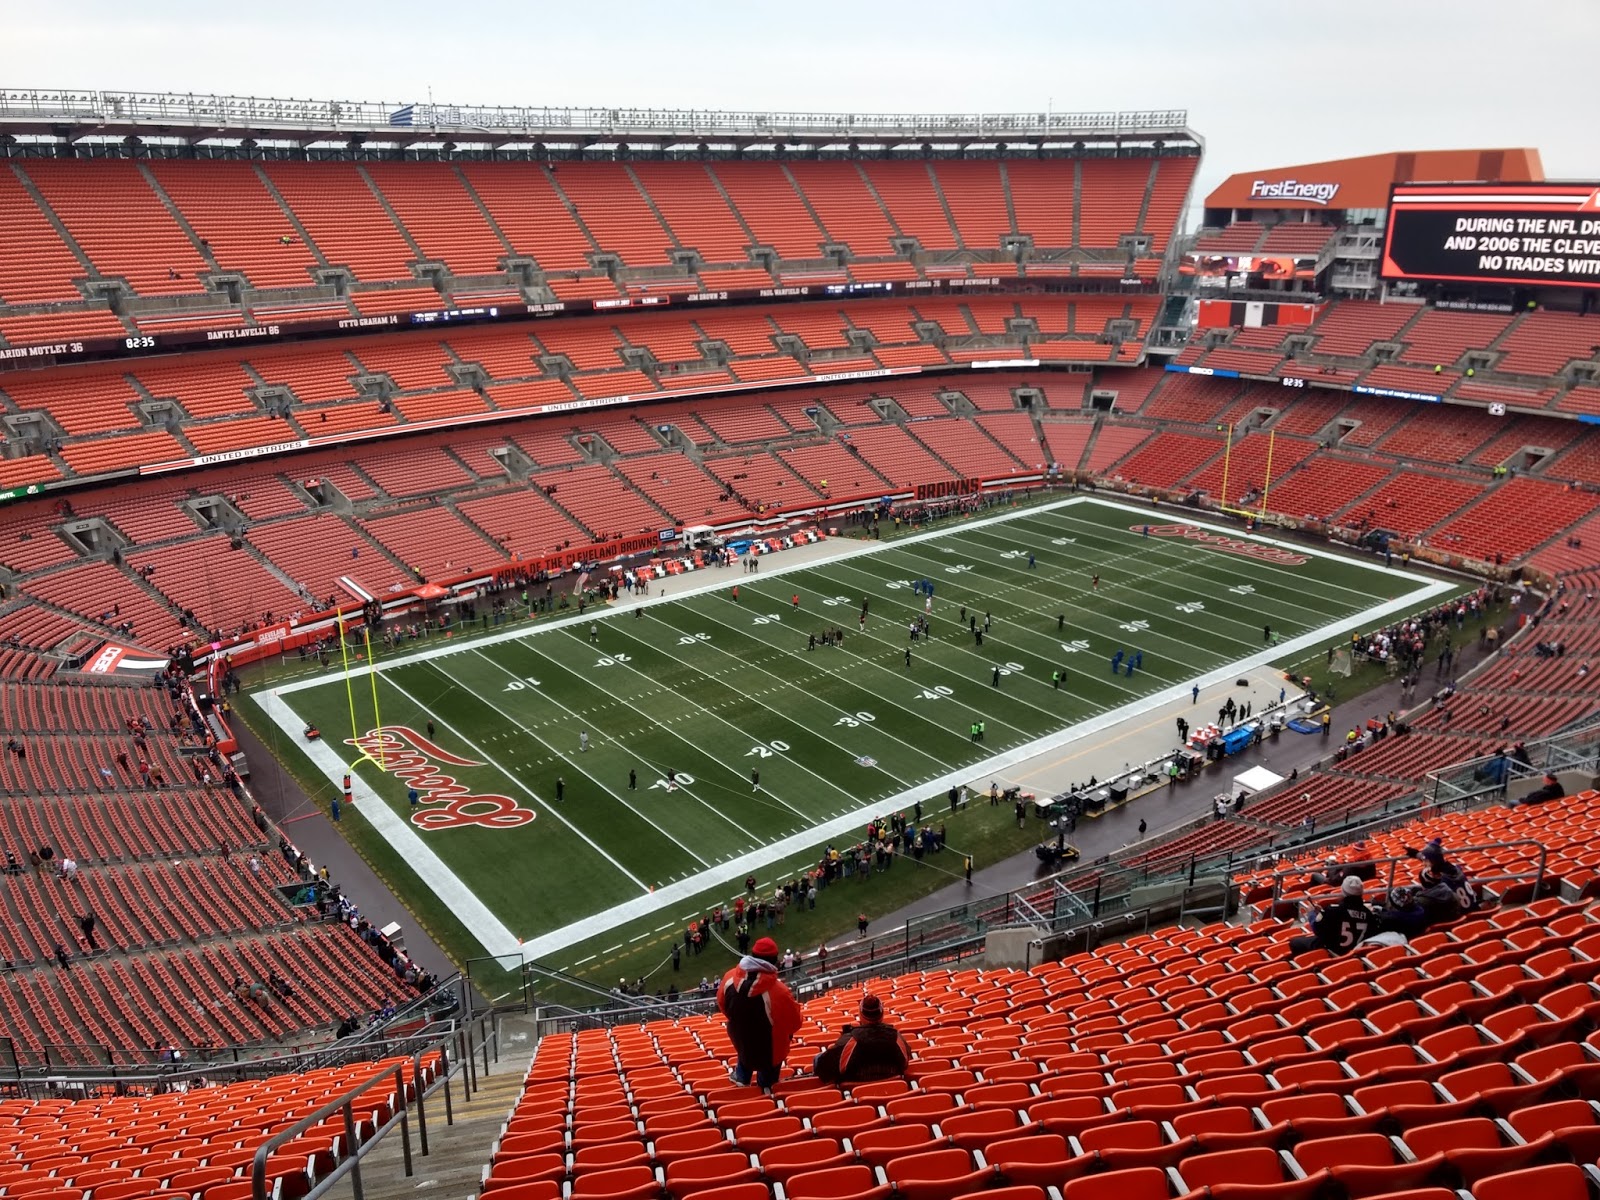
[1249,179,1341,205]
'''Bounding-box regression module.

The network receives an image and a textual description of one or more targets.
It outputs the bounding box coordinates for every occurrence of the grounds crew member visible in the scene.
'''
[717,936,801,1088]
[810,993,910,1083]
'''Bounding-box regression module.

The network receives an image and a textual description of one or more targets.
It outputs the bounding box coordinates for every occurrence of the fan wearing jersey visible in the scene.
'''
[1287,876,1373,959]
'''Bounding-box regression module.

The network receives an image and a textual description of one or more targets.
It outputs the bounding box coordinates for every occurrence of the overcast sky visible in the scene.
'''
[4,0,1594,218]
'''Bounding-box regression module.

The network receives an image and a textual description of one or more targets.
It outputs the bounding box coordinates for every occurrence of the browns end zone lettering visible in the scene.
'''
[345,726,536,831]
[1137,524,1309,566]
[915,478,982,502]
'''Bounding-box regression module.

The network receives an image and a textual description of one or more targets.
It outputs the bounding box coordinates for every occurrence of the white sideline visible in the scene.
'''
[252,497,1454,964]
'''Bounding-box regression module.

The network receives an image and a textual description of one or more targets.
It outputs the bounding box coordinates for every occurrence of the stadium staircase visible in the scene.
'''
[135,163,222,280]
[240,533,324,598]
[900,424,975,481]
[995,163,1023,250]
[848,166,907,248]
[771,165,833,251]
[251,163,334,277]
[531,475,607,542]
[452,168,523,271]
[355,165,433,267]
[611,466,682,528]
[702,169,765,254]
[1131,159,1160,252]
[346,1018,537,1200]
[921,164,966,252]
[8,164,103,302]
[621,166,690,261]
[534,169,605,267]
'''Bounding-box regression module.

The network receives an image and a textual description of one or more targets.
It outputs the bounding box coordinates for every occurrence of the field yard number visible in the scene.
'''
[836,711,877,727]
[999,550,1025,560]
[502,676,542,691]
[885,580,911,590]
[1119,619,1151,633]
[746,740,790,758]
[916,685,954,701]
[1176,601,1205,615]
[678,633,711,646]
[595,654,633,667]
[649,772,696,791]
[1061,640,1090,654]
[752,613,783,626]
[820,595,852,607]
[997,661,1025,677]
[944,563,974,575]
[1051,537,1077,546]
[1229,584,1256,595]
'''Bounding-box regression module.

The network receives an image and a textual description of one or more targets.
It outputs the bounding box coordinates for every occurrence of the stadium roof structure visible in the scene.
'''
[0,88,1198,155]
[1203,148,1544,212]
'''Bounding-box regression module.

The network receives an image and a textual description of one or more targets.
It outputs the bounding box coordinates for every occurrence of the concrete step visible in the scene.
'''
[331,1019,537,1200]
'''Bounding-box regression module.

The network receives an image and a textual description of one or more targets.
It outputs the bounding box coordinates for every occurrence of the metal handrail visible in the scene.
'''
[0,977,464,1079]
[249,1058,414,1200]
[244,1011,495,1200]
[1254,838,1550,917]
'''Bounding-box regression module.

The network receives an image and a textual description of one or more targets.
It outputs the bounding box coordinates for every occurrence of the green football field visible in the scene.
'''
[255,497,1452,972]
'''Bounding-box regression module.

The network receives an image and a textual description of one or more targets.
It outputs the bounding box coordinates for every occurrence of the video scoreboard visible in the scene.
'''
[1383,182,1600,290]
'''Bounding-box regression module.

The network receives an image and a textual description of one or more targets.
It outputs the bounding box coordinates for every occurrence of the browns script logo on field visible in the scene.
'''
[1134,524,1309,566]
[345,726,536,831]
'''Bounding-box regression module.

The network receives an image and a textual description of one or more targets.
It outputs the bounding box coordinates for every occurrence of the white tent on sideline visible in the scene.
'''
[1233,765,1285,797]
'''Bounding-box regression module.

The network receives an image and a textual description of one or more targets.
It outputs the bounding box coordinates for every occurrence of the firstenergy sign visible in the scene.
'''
[1249,179,1341,206]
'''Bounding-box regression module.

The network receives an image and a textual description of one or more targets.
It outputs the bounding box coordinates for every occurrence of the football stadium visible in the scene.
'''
[3,8,1600,1196]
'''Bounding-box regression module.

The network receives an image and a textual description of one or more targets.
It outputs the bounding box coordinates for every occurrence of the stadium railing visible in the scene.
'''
[1259,838,1549,919]
[0,968,474,1080]
[0,1010,500,1200]
[1422,719,1600,807]
[0,90,1190,140]
[248,1014,498,1200]
[482,714,1600,1033]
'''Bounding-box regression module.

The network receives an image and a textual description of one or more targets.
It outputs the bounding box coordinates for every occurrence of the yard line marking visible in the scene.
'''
[526,631,849,821]
[954,518,1335,639]
[811,553,1189,695]
[379,669,657,887]
[828,524,1326,673]
[459,650,731,861]
[810,523,1234,677]
[619,610,961,777]
[813,556,1134,725]
[980,511,1373,628]
[506,568,1453,963]
[498,637,803,834]
[260,495,1454,964]
[267,495,1413,699]
[664,597,1028,745]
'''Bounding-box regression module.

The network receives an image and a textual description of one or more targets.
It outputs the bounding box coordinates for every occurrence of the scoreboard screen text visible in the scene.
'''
[1382,183,1600,290]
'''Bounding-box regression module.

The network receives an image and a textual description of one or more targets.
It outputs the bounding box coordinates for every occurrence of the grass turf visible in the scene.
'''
[255,498,1454,986]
